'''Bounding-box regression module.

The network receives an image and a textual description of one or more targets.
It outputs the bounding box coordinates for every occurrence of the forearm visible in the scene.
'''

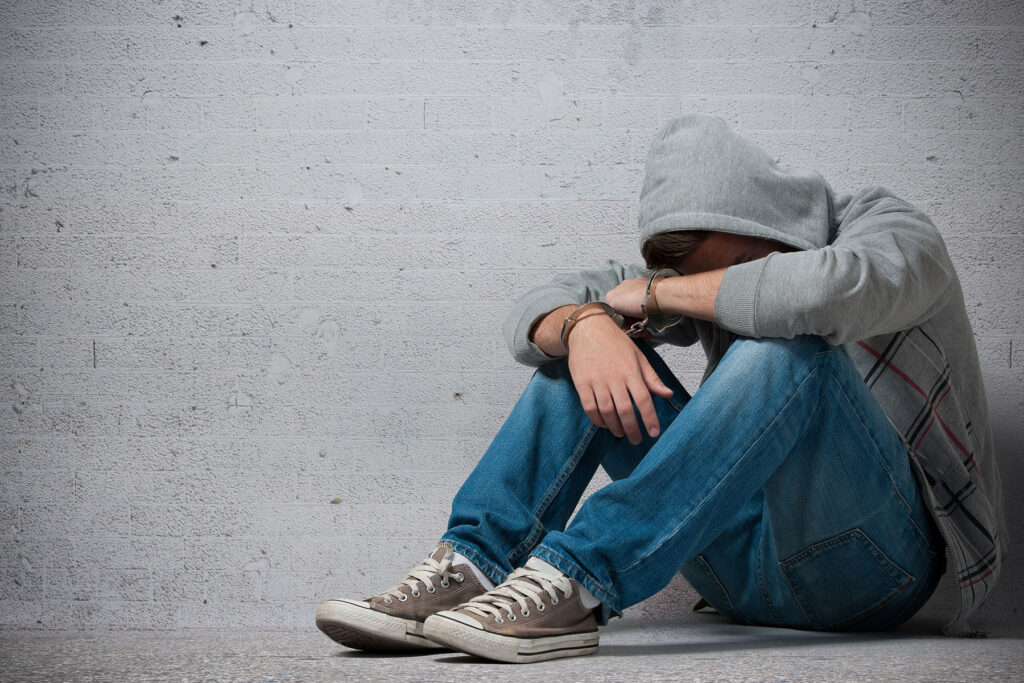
[527,304,579,358]
[653,268,725,321]
[504,259,654,367]
[711,189,954,343]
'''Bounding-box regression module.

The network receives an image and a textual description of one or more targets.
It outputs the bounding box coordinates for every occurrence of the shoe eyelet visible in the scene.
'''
[508,614,516,621]
[384,598,393,605]
[522,610,530,618]
[455,573,464,582]
[495,617,504,624]
[537,603,545,611]
[411,590,420,598]
[441,581,450,589]
[551,597,558,605]
[426,586,436,594]
[397,593,408,602]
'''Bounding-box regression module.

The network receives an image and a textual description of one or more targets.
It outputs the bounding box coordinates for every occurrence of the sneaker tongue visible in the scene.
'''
[430,540,453,564]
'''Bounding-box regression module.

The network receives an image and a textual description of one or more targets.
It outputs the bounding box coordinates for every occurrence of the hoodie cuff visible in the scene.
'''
[504,291,579,367]
[714,257,769,338]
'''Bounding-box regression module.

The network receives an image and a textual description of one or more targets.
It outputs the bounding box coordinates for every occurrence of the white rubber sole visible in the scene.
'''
[315,599,443,652]
[423,612,599,663]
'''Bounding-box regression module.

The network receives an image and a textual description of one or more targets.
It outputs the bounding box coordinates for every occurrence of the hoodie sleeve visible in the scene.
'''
[714,186,955,346]
[503,258,699,367]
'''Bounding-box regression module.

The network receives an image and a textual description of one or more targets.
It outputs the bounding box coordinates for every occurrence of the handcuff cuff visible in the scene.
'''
[559,268,684,353]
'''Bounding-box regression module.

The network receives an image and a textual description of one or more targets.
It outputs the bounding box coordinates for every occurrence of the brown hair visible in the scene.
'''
[641,230,709,271]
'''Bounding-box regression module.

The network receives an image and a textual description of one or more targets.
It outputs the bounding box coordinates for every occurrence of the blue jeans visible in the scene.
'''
[441,335,944,630]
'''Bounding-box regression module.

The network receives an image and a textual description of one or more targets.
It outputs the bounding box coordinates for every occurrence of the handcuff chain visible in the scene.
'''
[625,268,676,337]
[625,318,648,336]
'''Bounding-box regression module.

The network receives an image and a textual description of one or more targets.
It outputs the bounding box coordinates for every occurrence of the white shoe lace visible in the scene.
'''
[459,567,572,624]
[378,551,465,605]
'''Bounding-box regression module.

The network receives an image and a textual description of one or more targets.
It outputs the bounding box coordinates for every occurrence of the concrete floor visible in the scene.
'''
[2,614,1022,682]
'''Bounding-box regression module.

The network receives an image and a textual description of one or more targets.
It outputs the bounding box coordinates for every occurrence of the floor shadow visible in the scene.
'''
[333,648,447,659]
[433,653,521,665]
[605,610,966,638]
[597,631,902,658]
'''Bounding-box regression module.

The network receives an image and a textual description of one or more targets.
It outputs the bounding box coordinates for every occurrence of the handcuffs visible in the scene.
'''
[559,268,684,352]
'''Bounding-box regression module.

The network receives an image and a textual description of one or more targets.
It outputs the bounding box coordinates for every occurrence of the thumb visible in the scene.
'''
[640,355,674,398]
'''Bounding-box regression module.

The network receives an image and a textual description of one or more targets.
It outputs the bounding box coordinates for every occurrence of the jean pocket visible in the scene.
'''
[780,528,914,631]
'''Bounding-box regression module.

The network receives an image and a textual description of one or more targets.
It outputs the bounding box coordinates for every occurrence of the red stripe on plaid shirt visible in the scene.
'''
[857,341,978,473]
[914,383,952,449]
[964,565,998,589]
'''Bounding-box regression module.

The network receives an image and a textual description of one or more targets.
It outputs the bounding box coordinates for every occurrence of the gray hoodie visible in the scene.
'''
[502,114,1004,635]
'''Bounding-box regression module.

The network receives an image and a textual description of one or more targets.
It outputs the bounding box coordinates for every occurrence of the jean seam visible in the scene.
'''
[667,392,687,413]
[832,577,914,632]
[506,519,545,568]
[904,509,934,553]
[504,421,601,566]
[532,422,599,525]
[780,562,814,627]
[828,359,939,556]
[756,531,783,626]
[828,365,916,518]
[694,554,753,625]
[612,357,823,575]
[636,340,690,413]
[886,552,939,629]
[883,575,924,630]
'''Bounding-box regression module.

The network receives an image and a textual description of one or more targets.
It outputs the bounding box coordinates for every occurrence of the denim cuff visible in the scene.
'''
[527,546,623,626]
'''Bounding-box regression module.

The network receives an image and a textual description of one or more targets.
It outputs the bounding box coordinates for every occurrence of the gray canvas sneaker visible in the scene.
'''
[315,541,489,651]
[423,566,600,663]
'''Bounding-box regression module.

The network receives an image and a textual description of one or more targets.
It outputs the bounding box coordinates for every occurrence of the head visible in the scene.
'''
[642,229,795,275]
[637,114,832,263]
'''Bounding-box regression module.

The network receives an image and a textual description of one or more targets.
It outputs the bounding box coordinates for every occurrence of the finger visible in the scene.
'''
[610,385,643,445]
[594,387,625,438]
[627,377,661,439]
[577,384,607,430]
[640,355,675,398]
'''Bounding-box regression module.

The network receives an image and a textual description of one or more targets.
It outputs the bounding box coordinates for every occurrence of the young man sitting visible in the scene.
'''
[314,114,1004,663]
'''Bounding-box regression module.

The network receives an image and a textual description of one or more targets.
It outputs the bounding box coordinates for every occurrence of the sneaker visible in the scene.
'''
[315,541,489,652]
[423,566,599,663]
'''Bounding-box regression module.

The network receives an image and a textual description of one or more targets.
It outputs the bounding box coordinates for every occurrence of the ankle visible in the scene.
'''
[524,556,601,609]
[452,551,496,590]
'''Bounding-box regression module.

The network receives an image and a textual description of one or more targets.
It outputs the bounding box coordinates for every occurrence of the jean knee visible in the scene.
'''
[724,335,837,368]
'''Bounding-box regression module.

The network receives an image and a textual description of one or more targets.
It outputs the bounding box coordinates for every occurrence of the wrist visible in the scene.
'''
[560,302,625,353]
[646,268,678,315]
[528,304,578,359]
[565,308,621,351]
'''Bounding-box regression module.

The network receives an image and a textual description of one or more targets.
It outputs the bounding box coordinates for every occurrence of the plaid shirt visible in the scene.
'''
[850,321,1002,635]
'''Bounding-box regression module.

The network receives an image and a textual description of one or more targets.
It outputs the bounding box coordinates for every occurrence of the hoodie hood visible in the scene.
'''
[638,114,832,251]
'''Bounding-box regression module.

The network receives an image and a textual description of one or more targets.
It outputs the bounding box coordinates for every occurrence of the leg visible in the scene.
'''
[530,335,944,628]
[314,342,690,654]
[441,342,689,587]
[682,342,945,630]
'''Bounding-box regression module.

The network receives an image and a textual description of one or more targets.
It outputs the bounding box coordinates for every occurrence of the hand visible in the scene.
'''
[565,312,674,445]
[605,278,650,318]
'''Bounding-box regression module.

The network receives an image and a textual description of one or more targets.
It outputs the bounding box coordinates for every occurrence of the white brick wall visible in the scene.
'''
[1,0,1021,630]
